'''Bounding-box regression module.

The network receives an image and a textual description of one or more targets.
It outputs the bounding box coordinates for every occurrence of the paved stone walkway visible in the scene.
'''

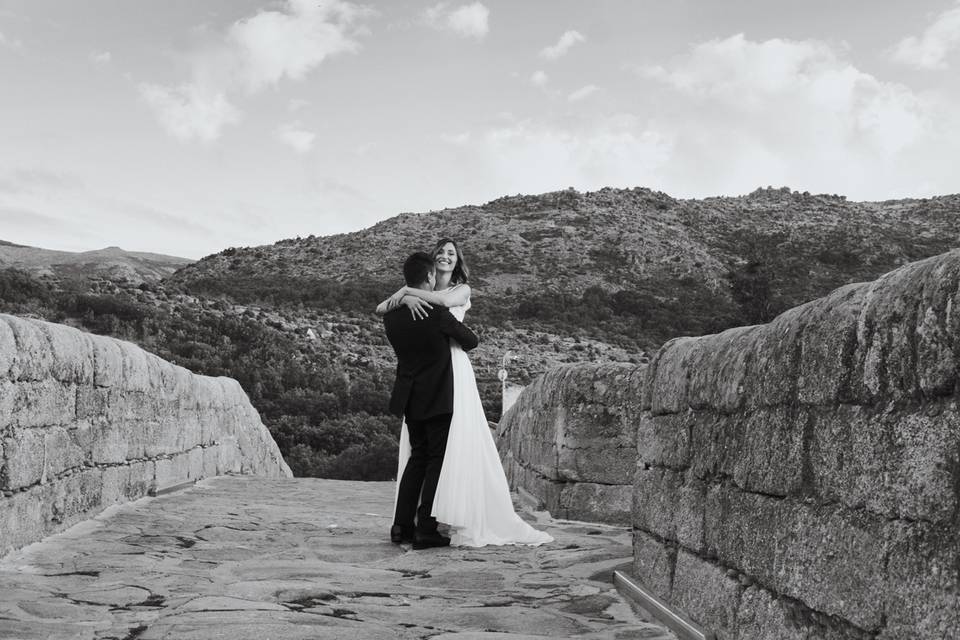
[0,476,674,640]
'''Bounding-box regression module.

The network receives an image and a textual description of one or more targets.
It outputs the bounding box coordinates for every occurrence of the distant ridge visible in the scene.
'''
[0,240,192,283]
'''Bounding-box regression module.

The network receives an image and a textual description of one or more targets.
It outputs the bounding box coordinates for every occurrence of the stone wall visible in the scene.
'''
[633,250,960,639]
[498,362,644,524]
[0,314,291,555]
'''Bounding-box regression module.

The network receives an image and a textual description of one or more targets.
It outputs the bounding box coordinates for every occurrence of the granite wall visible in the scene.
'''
[498,362,644,524]
[0,314,291,555]
[633,249,960,639]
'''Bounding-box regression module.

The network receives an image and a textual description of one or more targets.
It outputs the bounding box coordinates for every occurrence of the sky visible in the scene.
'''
[1,0,959,259]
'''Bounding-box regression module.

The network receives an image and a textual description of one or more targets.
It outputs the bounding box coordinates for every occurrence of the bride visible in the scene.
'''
[377,238,552,547]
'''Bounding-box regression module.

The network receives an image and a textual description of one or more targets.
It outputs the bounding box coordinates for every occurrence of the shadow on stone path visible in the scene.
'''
[0,476,675,640]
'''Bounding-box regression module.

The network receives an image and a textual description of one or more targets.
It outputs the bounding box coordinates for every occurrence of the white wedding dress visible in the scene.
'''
[395,297,553,547]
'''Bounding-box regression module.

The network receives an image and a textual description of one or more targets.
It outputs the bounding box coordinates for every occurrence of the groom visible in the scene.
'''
[384,251,479,549]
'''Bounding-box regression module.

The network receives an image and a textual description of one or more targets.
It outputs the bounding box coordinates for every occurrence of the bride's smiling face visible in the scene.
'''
[435,242,457,273]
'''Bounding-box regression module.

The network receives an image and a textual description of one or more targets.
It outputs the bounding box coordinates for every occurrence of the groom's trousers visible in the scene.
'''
[395,412,452,534]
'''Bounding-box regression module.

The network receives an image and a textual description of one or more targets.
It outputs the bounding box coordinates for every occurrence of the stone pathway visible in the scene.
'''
[0,476,674,640]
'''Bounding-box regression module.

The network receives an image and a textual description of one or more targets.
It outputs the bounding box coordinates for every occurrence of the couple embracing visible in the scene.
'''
[378,239,553,549]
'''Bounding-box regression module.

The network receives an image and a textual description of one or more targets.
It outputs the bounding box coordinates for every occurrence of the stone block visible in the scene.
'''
[0,485,44,555]
[117,340,154,392]
[704,486,888,630]
[633,467,705,552]
[9,379,76,428]
[202,446,221,477]
[0,316,16,378]
[154,454,192,491]
[90,335,124,388]
[216,439,241,475]
[557,481,631,524]
[739,304,807,408]
[851,257,943,403]
[671,549,742,640]
[796,283,864,405]
[647,337,699,415]
[508,461,563,515]
[3,315,54,381]
[631,529,674,600]
[42,426,84,480]
[40,469,103,530]
[736,586,863,640]
[75,385,110,423]
[687,326,757,414]
[809,403,960,523]
[689,407,805,498]
[82,419,128,465]
[188,447,204,480]
[636,412,691,468]
[37,321,95,385]
[881,522,960,639]
[913,255,960,398]
[2,428,45,489]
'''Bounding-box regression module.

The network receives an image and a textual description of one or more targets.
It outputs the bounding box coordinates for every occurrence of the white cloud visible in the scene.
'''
[277,121,316,153]
[0,30,23,52]
[139,83,241,143]
[539,30,585,60]
[475,116,674,195]
[89,51,112,65]
[633,33,953,198]
[531,70,548,86]
[891,2,960,69]
[228,0,368,93]
[568,84,599,101]
[441,131,471,144]
[423,2,489,40]
[288,98,310,112]
[141,0,369,142]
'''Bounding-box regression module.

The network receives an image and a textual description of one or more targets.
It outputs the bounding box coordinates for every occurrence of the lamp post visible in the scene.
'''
[498,350,520,415]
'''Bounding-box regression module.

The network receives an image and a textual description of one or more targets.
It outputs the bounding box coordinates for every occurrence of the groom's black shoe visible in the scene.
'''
[390,524,415,544]
[412,530,451,550]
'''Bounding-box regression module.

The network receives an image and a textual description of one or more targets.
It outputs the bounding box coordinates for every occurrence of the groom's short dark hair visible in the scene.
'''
[403,252,435,286]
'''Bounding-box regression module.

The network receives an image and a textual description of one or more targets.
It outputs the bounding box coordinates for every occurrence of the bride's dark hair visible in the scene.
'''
[433,237,469,285]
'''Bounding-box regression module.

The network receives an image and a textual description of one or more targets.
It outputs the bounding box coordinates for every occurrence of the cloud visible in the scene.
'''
[423,2,489,40]
[0,30,23,52]
[141,0,369,141]
[277,121,316,153]
[227,0,369,93]
[568,84,599,101]
[139,83,241,143]
[89,51,112,65]
[539,30,585,60]
[531,70,548,86]
[288,98,310,112]
[633,33,954,198]
[891,2,960,69]
[441,131,471,145]
[474,116,674,195]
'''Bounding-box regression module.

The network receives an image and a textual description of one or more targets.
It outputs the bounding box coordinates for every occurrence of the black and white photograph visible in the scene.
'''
[1,1,959,638]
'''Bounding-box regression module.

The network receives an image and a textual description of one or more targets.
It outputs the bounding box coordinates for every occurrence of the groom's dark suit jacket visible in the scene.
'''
[384,304,479,421]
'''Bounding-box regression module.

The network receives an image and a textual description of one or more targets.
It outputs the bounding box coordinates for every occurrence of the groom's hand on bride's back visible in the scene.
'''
[401,295,432,320]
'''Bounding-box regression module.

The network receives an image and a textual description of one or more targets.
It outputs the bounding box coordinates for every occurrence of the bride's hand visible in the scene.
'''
[401,295,432,320]
[385,286,409,311]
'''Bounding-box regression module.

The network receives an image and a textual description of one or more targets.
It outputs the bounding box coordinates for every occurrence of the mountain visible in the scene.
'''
[0,241,192,284]
[2,185,958,480]
[169,185,960,347]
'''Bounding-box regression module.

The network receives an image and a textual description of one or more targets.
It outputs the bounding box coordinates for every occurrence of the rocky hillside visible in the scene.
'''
[0,240,191,284]
[169,186,960,348]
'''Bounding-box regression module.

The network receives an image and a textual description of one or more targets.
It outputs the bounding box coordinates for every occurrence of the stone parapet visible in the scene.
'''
[0,314,291,555]
[632,249,960,639]
[498,362,644,524]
